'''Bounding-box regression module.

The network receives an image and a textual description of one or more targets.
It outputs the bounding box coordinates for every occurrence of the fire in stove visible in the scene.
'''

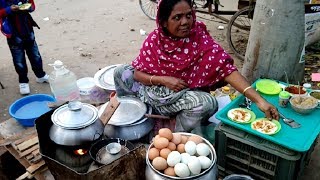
[73,149,88,156]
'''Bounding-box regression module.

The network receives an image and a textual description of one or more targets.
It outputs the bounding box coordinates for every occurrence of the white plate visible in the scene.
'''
[94,64,122,91]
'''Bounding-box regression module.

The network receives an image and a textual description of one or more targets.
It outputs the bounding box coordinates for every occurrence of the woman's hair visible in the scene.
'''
[158,0,193,27]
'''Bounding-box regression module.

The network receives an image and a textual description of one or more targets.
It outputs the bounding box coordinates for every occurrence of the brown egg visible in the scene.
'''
[153,135,160,142]
[152,157,168,171]
[148,147,160,160]
[160,148,172,159]
[167,142,176,151]
[164,167,176,177]
[177,144,185,153]
[171,133,182,145]
[188,135,203,144]
[159,128,173,140]
[180,135,188,144]
[154,137,169,149]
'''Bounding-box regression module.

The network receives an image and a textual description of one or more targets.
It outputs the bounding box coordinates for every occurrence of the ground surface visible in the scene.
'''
[0,0,319,179]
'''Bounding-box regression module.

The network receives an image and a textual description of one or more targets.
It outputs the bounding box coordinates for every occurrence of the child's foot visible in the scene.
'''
[36,74,49,83]
[19,83,30,95]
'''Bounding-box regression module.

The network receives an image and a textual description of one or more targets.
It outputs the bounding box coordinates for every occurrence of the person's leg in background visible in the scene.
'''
[7,36,30,94]
[24,32,48,83]
[113,64,141,97]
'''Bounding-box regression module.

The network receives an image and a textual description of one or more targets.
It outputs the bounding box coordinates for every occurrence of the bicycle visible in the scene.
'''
[139,0,255,61]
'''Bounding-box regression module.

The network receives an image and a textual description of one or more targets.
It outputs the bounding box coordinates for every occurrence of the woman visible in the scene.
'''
[114,0,279,132]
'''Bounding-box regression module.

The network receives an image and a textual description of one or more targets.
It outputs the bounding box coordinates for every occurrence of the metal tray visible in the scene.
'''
[98,96,147,126]
[94,64,122,91]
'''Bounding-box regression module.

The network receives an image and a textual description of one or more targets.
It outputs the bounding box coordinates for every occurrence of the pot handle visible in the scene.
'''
[92,131,102,141]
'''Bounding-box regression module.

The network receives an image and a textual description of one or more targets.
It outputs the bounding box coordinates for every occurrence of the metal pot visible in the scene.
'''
[103,105,154,140]
[49,101,104,146]
[145,132,218,180]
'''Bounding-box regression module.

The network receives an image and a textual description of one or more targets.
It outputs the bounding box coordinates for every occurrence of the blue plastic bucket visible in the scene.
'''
[9,94,56,127]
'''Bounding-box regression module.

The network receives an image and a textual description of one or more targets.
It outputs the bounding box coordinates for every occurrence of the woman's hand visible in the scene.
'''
[161,76,188,92]
[256,100,279,120]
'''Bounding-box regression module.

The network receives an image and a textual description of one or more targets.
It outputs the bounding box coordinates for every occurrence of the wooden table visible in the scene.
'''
[0,118,54,180]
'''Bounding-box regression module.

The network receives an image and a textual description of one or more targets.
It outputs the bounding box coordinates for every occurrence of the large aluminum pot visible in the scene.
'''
[145,132,218,180]
[49,101,104,146]
[101,104,154,141]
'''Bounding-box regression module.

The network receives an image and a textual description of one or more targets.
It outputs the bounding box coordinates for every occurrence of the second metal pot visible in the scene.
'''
[49,101,104,146]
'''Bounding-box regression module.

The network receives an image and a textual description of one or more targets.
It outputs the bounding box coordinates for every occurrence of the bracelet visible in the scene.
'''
[150,75,155,86]
[242,86,252,95]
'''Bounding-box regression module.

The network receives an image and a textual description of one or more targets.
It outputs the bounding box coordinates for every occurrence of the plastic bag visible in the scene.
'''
[0,17,12,38]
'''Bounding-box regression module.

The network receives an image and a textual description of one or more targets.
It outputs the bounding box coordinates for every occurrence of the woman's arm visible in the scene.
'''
[133,70,188,92]
[224,71,279,120]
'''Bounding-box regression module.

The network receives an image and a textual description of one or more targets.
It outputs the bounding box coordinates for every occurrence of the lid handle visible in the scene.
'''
[68,101,83,111]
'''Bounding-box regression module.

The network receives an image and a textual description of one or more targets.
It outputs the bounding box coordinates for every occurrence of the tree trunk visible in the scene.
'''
[241,0,305,84]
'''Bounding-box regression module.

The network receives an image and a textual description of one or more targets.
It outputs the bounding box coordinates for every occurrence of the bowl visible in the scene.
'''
[9,94,56,127]
[106,142,122,154]
[309,90,320,104]
[289,96,318,114]
[77,77,95,95]
[285,85,307,97]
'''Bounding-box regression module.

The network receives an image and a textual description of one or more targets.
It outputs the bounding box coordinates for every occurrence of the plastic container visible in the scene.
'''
[9,94,56,127]
[49,60,80,102]
[215,123,317,180]
[278,91,290,107]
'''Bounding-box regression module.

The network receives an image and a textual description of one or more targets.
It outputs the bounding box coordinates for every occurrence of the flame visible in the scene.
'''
[73,149,88,156]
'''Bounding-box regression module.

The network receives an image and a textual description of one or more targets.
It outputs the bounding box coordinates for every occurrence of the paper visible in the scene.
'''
[311,73,320,81]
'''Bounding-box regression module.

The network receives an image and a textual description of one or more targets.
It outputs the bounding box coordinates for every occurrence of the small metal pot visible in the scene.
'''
[49,101,104,146]
[103,105,154,140]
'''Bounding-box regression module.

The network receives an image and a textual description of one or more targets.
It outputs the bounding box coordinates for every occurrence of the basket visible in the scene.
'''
[215,123,317,180]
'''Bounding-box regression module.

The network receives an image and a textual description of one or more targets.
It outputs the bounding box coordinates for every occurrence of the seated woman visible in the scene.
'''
[114,0,279,132]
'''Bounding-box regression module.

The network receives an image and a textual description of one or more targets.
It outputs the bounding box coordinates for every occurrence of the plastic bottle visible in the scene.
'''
[48,60,80,102]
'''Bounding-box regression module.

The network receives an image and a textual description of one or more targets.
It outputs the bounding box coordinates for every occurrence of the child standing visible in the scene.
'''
[0,0,48,95]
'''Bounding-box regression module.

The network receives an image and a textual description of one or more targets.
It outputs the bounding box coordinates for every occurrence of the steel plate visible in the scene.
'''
[94,64,122,91]
[98,97,147,126]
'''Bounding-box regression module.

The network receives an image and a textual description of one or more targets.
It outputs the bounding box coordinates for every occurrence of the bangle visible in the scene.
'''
[242,86,252,95]
[150,75,155,86]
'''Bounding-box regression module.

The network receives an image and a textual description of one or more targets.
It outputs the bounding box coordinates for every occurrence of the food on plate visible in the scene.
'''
[19,3,31,10]
[310,91,320,100]
[227,108,252,123]
[285,85,306,95]
[251,119,278,135]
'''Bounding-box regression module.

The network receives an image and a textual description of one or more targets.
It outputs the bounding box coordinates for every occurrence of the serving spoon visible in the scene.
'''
[279,111,301,128]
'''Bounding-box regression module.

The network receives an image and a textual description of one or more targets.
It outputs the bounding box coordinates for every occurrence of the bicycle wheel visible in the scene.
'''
[227,7,252,61]
[139,0,158,20]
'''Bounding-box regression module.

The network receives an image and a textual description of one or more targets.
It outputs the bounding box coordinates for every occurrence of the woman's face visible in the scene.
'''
[163,1,193,38]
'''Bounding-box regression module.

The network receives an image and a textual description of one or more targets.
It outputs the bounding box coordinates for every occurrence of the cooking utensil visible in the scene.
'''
[279,112,301,128]
[94,64,122,91]
[99,96,147,126]
[103,105,155,140]
[239,97,252,110]
[89,138,135,165]
[49,101,104,146]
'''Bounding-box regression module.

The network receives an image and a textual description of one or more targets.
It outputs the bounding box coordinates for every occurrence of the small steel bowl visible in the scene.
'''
[106,142,121,154]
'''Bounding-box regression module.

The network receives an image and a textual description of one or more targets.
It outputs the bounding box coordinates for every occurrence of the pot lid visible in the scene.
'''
[51,101,98,129]
[98,96,147,126]
[94,64,122,91]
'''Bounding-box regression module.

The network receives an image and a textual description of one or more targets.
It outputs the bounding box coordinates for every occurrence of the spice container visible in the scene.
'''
[279,91,291,108]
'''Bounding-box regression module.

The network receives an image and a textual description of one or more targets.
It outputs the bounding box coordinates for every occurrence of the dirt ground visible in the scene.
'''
[0,1,319,179]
